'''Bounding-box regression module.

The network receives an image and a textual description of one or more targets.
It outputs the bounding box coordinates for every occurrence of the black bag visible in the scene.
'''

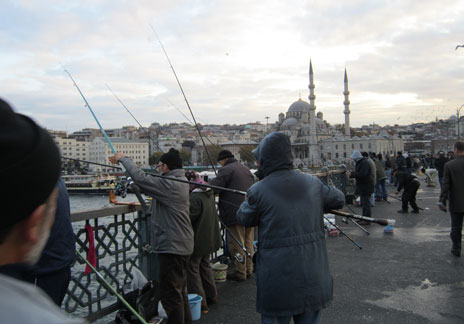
[115,280,160,324]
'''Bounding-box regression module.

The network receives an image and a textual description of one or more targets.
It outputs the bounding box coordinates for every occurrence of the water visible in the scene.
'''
[69,193,141,212]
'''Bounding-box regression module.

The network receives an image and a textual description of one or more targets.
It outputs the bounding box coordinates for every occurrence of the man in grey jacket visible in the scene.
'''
[237,132,345,324]
[0,98,85,324]
[110,148,194,324]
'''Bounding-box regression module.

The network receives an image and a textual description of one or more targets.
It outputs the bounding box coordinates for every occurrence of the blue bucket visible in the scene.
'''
[188,293,203,321]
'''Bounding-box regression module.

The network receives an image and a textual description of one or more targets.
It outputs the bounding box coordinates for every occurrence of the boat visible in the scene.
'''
[62,174,118,195]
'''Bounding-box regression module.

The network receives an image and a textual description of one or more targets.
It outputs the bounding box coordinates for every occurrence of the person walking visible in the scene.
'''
[347,150,374,224]
[210,150,255,282]
[237,132,345,324]
[184,171,221,313]
[394,170,420,214]
[110,148,194,324]
[438,141,464,257]
[435,151,449,189]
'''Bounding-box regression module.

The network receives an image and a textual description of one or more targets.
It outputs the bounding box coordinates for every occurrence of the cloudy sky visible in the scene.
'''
[1,0,464,132]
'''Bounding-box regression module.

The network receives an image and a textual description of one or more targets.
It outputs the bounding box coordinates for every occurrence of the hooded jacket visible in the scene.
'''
[120,157,194,255]
[237,132,345,316]
[350,150,374,195]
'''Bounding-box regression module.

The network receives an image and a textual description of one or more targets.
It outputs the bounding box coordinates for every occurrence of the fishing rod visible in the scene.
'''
[330,210,390,226]
[64,69,150,216]
[344,204,370,235]
[105,84,164,153]
[75,250,149,324]
[150,25,218,176]
[166,98,193,125]
[62,156,121,169]
[324,216,362,249]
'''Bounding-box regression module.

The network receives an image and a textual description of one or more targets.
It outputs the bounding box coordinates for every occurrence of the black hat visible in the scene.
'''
[217,149,234,162]
[159,148,183,170]
[0,98,61,228]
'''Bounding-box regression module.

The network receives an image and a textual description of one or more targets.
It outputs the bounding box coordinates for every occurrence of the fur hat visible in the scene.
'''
[0,98,61,228]
[159,148,183,170]
[217,149,234,162]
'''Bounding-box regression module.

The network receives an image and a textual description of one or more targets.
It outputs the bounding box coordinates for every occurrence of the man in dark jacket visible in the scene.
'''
[347,150,374,221]
[237,132,344,324]
[185,171,221,312]
[394,170,420,214]
[435,151,449,189]
[110,148,194,324]
[438,141,464,257]
[210,150,254,281]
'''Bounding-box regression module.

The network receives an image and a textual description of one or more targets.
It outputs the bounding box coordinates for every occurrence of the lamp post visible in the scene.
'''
[457,104,464,140]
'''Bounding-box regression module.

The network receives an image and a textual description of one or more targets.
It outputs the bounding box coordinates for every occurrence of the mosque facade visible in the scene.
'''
[275,61,403,168]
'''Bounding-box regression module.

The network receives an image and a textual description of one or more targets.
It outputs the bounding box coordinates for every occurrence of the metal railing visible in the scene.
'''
[65,167,353,322]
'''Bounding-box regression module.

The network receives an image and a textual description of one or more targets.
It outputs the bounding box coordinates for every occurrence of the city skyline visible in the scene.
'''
[1,1,464,132]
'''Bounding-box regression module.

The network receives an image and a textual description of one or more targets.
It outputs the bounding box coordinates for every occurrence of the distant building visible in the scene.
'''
[53,136,90,170]
[89,137,149,172]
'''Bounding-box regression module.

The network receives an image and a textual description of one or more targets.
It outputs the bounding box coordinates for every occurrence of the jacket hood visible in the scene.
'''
[351,150,363,162]
[253,132,293,176]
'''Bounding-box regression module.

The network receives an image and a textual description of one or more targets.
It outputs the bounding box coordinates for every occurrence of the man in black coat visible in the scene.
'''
[439,141,464,257]
[347,150,374,221]
[210,150,255,281]
[394,170,420,214]
[435,151,449,189]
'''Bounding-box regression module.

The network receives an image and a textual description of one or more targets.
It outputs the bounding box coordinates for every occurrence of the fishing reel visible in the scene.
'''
[114,180,127,198]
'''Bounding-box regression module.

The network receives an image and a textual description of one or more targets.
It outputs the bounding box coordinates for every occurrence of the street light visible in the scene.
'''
[457,104,464,140]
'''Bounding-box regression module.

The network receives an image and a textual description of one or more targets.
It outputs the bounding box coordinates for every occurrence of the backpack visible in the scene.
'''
[115,280,160,324]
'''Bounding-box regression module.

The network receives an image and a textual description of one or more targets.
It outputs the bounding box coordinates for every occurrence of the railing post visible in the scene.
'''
[138,210,159,281]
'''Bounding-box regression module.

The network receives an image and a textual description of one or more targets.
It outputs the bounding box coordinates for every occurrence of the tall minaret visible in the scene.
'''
[308,60,317,144]
[343,68,351,137]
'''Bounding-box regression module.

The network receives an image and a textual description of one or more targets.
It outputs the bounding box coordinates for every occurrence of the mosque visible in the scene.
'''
[274,60,403,168]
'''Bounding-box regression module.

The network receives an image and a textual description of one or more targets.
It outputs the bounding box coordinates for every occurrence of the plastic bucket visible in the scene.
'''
[188,294,202,321]
[384,219,396,233]
[212,263,228,282]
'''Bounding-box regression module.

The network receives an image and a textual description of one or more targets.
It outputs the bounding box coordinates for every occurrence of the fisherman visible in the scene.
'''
[110,148,194,324]
[347,150,374,225]
[394,169,420,214]
[0,98,85,323]
[184,171,221,313]
[210,149,255,282]
[0,177,76,307]
[438,140,464,257]
[237,132,345,324]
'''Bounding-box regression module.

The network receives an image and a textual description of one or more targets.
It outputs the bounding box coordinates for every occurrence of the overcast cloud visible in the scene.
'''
[1,0,464,132]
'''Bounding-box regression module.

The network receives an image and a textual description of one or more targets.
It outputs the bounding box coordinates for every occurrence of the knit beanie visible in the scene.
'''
[217,149,234,162]
[0,98,61,228]
[159,148,183,170]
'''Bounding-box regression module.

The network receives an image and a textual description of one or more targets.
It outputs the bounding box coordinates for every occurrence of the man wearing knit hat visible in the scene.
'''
[210,149,255,281]
[0,98,85,323]
[110,148,194,324]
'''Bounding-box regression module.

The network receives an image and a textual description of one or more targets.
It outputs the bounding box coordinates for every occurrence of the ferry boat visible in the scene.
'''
[62,174,118,194]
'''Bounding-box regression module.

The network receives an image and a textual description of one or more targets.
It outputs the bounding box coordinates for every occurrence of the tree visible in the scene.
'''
[239,146,256,163]
[202,144,223,165]
[149,151,163,166]
[179,149,192,165]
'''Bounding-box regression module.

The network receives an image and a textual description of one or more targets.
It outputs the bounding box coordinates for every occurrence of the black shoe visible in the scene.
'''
[227,273,246,282]
[451,249,461,257]
[397,210,408,213]
[411,210,420,214]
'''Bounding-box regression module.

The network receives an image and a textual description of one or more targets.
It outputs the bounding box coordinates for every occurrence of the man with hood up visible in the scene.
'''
[347,150,374,221]
[237,132,345,324]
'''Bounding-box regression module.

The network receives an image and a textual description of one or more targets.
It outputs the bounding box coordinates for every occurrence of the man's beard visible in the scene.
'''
[24,223,52,266]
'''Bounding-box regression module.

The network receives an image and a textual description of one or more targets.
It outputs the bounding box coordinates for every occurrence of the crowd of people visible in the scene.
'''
[1,96,463,324]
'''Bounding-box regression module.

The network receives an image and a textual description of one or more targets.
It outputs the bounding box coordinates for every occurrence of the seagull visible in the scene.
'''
[456,44,464,50]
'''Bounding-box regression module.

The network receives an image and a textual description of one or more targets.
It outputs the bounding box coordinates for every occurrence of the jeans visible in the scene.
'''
[262,310,321,324]
[375,179,387,200]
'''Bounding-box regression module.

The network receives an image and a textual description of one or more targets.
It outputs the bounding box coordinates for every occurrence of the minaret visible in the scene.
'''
[343,68,351,137]
[308,60,317,143]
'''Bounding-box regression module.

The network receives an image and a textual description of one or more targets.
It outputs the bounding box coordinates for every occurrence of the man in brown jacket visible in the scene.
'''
[439,140,464,257]
[210,150,255,281]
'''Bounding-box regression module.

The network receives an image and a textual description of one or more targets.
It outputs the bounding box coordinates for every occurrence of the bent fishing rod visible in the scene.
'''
[75,250,149,324]
[105,84,164,153]
[324,216,362,249]
[64,69,150,216]
[150,25,217,176]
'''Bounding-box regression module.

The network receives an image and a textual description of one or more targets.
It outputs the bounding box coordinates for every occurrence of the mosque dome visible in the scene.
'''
[281,117,298,127]
[288,98,310,113]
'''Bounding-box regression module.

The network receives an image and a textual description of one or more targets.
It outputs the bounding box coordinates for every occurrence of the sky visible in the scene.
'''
[1,0,464,132]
